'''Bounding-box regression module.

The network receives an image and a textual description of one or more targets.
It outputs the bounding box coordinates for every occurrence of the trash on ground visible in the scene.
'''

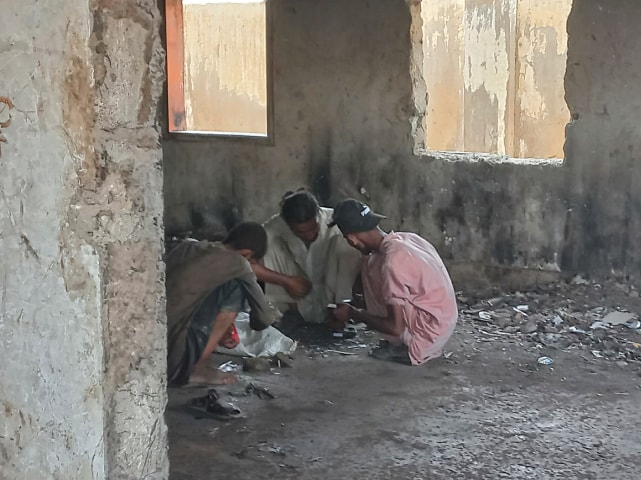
[273,351,294,368]
[601,311,637,326]
[216,312,297,357]
[218,360,242,372]
[245,382,276,399]
[456,277,641,364]
[571,275,590,285]
[325,349,359,355]
[257,443,287,456]
[537,356,554,365]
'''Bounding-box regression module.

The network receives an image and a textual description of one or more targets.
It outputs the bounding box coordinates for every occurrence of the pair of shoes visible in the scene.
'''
[369,342,412,365]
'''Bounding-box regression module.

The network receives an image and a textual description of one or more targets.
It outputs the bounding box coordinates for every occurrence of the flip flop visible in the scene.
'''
[185,389,244,421]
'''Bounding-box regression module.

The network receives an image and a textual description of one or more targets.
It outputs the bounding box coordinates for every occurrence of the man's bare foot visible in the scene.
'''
[187,369,238,386]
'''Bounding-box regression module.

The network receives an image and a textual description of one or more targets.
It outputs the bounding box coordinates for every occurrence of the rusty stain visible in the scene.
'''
[0,96,15,157]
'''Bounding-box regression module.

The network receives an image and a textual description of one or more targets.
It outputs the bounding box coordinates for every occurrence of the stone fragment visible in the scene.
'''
[273,352,294,368]
[602,311,637,326]
[521,319,538,334]
[495,316,513,329]
[243,357,272,372]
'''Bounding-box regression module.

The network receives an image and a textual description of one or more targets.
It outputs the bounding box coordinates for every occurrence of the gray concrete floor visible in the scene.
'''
[168,286,641,480]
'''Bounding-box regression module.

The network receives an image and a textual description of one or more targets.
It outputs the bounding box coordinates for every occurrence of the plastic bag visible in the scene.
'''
[216,312,297,358]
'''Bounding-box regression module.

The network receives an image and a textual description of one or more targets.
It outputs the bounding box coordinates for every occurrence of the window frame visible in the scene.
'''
[417,0,570,163]
[164,0,274,143]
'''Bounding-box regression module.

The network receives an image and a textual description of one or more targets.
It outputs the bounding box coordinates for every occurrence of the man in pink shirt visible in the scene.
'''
[329,199,458,365]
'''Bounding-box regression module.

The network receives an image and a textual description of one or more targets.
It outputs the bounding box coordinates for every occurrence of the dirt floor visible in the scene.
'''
[167,278,641,480]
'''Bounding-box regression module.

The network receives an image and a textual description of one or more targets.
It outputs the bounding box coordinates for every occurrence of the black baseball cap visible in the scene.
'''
[328,198,386,234]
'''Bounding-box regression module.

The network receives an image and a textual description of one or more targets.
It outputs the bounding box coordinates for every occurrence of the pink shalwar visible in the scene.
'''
[362,232,458,365]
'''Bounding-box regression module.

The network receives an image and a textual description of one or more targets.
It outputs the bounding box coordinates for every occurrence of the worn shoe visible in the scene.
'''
[369,342,412,365]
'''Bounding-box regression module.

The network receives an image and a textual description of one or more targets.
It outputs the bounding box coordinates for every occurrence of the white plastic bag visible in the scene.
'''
[216,312,297,357]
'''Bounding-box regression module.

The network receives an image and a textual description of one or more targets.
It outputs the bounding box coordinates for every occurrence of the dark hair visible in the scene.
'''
[223,222,268,260]
[280,190,320,225]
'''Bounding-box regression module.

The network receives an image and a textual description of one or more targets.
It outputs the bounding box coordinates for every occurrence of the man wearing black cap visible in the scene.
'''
[329,199,458,365]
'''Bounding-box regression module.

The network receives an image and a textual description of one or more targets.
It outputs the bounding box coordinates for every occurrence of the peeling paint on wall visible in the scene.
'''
[422,0,571,159]
[183,2,267,134]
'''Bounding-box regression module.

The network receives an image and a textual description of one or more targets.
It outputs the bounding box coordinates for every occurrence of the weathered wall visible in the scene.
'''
[162,0,641,278]
[422,0,571,158]
[1,1,168,479]
[183,1,268,134]
[562,0,641,274]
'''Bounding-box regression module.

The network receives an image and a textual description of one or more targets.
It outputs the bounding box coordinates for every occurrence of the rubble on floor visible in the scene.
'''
[458,276,641,365]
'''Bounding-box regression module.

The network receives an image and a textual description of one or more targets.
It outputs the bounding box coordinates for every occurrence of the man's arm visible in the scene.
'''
[252,262,311,299]
[332,303,405,337]
[194,310,238,368]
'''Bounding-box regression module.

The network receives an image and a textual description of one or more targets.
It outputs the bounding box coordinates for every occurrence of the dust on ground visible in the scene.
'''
[168,277,641,480]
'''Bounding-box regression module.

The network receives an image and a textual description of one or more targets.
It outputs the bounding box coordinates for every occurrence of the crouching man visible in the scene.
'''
[254,189,362,324]
[329,199,458,365]
[166,222,274,386]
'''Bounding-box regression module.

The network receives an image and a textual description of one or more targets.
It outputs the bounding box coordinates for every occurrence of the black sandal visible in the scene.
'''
[369,342,412,365]
[185,389,244,421]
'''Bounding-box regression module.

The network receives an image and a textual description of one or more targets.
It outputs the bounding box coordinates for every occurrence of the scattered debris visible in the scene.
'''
[245,382,276,399]
[273,352,294,368]
[228,382,276,399]
[520,318,539,334]
[537,356,554,366]
[590,321,610,330]
[601,311,637,326]
[324,349,359,356]
[218,360,242,373]
[457,277,641,364]
[571,275,590,285]
[257,443,287,456]
[243,357,272,372]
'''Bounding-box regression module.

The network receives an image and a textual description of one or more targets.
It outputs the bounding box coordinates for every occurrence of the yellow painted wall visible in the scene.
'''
[183,2,267,135]
[422,0,571,158]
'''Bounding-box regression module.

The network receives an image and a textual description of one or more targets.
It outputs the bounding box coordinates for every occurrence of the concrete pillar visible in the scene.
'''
[0,1,168,478]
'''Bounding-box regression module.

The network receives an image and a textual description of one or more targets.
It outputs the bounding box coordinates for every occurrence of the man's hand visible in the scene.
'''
[253,263,311,300]
[331,303,355,326]
[283,276,312,299]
